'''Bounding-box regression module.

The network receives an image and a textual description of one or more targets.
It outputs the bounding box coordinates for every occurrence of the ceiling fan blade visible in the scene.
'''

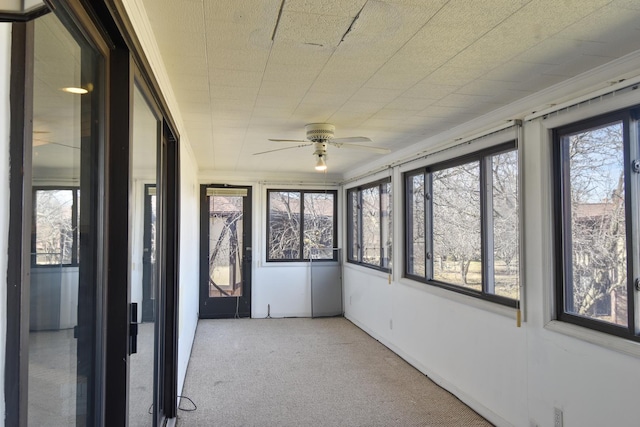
[330,136,372,144]
[268,139,309,143]
[253,143,312,155]
[329,142,391,154]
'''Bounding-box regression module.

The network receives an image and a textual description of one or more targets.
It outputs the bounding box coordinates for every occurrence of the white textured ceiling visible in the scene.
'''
[139,0,640,177]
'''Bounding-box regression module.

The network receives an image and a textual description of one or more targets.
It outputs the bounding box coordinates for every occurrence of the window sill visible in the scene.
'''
[397,277,519,321]
[544,320,640,359]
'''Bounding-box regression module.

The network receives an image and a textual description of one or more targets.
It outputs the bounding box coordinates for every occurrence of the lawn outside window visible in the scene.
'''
[404,142,519,306]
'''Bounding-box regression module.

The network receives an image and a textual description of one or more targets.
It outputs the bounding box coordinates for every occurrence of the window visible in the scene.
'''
[347,178,392,271]
[554,109,639,340]
[32,187,80,266]
[267,190,337,261]
[404,142,519,306]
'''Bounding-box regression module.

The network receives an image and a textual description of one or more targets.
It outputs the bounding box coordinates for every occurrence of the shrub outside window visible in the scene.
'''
[347,178,392,271]
[267,190,337,261]
[404,142,519,306]
[553,109,639,340]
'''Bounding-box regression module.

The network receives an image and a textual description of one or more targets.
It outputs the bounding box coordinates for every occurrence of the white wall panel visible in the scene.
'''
[177,146,200,396]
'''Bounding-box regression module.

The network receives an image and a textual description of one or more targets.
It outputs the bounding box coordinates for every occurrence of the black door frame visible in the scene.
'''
[199,184,253,319]
[142,183,157,322]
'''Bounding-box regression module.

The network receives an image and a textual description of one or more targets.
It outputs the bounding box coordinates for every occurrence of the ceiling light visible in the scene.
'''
[61,87,88,94]
[315,155,327,171]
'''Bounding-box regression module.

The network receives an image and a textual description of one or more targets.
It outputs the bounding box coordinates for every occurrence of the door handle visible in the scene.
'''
[129,302,138,355]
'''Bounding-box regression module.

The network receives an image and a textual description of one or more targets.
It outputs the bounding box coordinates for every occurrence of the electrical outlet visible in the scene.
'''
[554,408,563,427]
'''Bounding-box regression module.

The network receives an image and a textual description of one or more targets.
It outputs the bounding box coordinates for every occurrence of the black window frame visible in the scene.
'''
[266,189,338,262]
[552,107,639,341]
[31,186,81,268]
[346,177,392,272]
[403,141,519,307]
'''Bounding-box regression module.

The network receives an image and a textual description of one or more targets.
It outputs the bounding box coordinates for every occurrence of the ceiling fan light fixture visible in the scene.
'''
[61,86,88,94]
[315,155,327,171]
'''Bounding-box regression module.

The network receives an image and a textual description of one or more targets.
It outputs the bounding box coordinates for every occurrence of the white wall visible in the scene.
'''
[176,145,200,395]
[342,63,640,427]
[0,22,11,422]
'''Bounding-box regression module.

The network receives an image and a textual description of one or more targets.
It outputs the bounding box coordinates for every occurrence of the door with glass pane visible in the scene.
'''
[200,186,252,318]
[28,10,103,426]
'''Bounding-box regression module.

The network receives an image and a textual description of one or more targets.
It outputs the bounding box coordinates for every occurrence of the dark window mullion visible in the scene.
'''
[559,136,575,318]
[482,156,494,295]
[72,188,79,265]
[357,190,363,263]
[379,183,384,268]
[623,116,637,335]
[299,191,305,260]
[426,171,433,280]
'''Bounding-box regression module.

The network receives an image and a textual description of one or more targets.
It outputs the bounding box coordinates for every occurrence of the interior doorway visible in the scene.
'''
[199,185,252,318]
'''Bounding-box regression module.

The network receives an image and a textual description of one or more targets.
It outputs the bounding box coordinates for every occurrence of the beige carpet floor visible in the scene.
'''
[177,317,492,426]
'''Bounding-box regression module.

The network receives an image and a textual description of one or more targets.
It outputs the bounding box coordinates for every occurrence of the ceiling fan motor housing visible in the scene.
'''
[306,123,335,141]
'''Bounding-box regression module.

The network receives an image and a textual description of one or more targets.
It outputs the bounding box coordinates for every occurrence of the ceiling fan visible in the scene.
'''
[254,123,391,171]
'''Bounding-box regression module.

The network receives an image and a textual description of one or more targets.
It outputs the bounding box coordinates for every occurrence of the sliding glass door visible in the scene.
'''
[28,9,104,426]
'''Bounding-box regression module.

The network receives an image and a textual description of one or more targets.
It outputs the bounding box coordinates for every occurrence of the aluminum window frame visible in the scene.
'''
[346,177,392,272]
[266,189,338,262]
[552,107,639,341]
[403,141,519,307]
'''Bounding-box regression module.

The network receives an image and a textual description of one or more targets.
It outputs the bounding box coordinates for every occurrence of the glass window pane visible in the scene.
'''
[268,191,301,259]
[34,189,74,265]
[348,189,359,262]
[208,196,244,297]
[303,192,334,259]
[381,182,392,269]
[408,174,425,277]
[362,186,381,266]
[564,122,627,326]
[492,151,519,299]
[432,162,481,290]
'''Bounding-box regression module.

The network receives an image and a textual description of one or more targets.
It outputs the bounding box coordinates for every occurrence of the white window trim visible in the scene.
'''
[536,87,640,358]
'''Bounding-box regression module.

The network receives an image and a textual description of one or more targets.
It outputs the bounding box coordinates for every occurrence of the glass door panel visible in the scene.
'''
[200,186,252,318]
[208,191,245,298]
[129,84,159,426]
[29,11,101,426]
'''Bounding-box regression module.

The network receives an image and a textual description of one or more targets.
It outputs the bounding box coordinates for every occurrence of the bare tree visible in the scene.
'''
[432,162,482,286]
[34,189,75,265]
[268,191,334,260]
[565,124,627,324]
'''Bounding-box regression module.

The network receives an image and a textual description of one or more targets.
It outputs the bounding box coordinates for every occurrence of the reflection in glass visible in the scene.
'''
[29,12,100,426]
[129,85,159,426]
[432,162,481,290]
[564,122,627,326]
